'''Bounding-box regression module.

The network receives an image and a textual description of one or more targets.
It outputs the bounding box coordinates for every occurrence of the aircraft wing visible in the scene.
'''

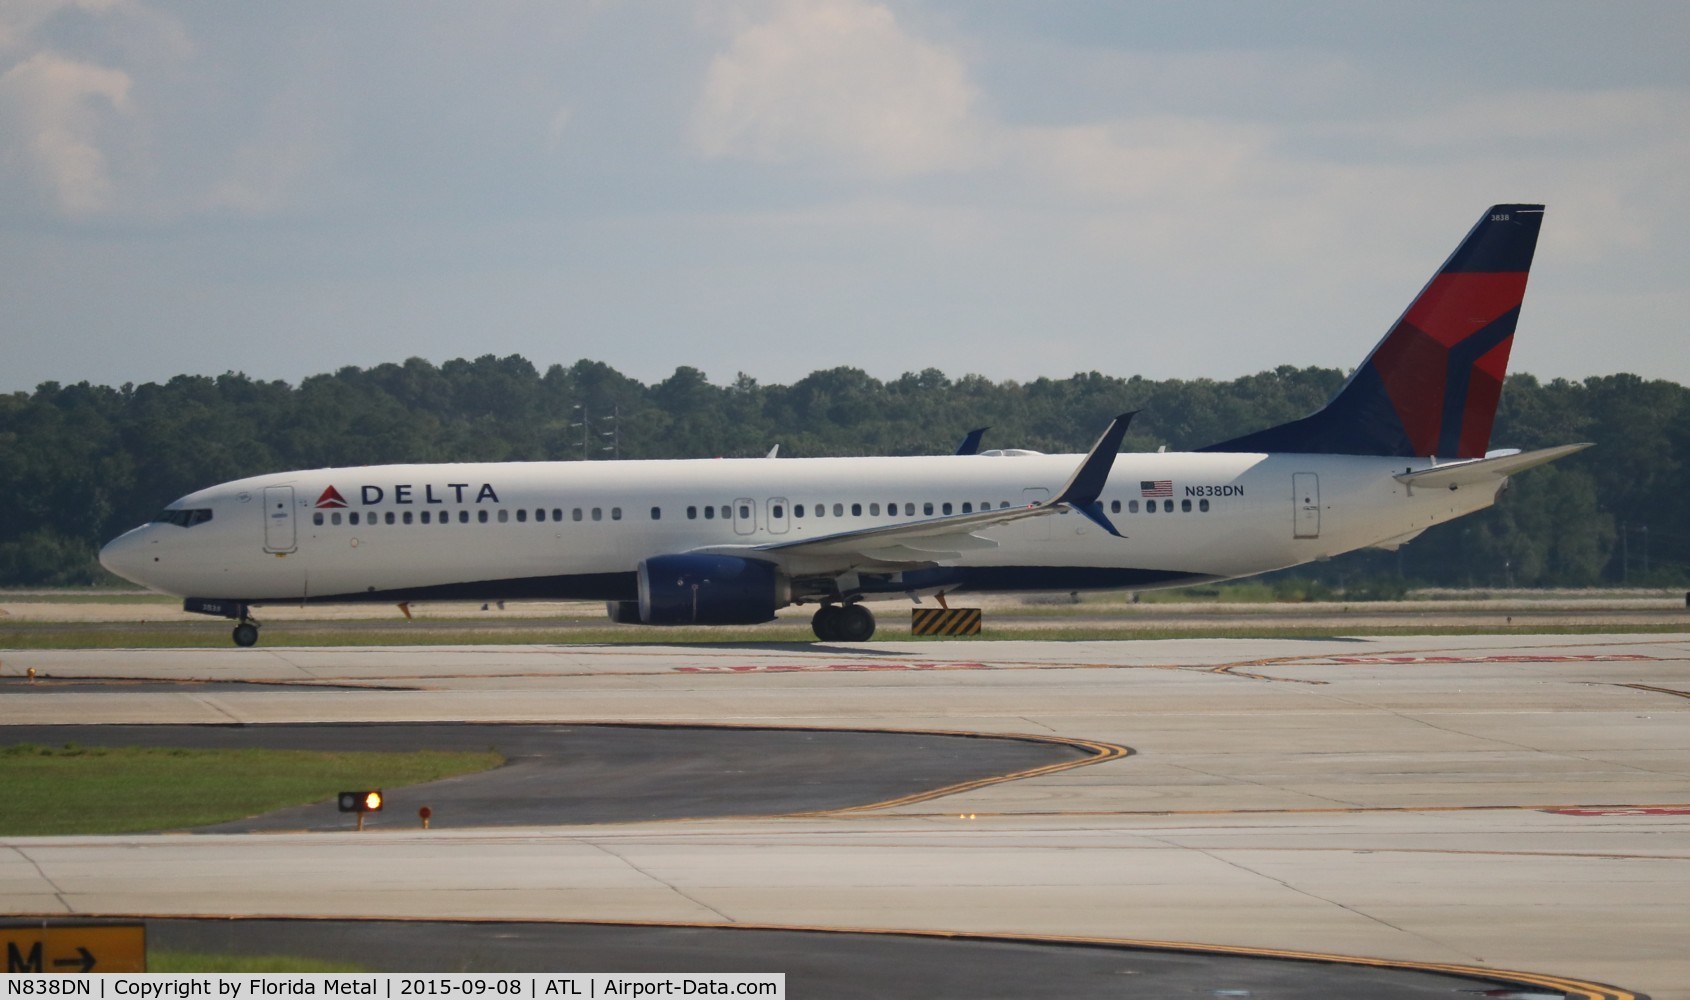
[1393,443,1592,491]
[689,412,1136,572]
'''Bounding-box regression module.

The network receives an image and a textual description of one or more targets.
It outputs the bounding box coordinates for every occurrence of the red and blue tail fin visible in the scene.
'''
[1203,204,1544,458]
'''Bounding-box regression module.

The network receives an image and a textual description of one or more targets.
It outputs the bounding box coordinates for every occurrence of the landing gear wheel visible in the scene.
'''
[811,605,844,642]
[837,603,876,642]
[232,623,260,647]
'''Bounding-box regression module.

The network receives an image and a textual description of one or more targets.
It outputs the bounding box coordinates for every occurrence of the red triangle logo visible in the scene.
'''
[315,485,348,509]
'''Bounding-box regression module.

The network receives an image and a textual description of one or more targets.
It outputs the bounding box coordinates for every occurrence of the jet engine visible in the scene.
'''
[607,554,787,625]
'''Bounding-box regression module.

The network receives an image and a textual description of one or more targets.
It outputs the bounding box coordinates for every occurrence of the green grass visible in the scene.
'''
[0,744,504,836]
[150,951,369,973]
[4,618,1685,652]
[0,590,175,604]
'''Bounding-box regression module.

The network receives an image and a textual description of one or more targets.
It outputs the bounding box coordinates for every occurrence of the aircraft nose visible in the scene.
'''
[98,527,153,587]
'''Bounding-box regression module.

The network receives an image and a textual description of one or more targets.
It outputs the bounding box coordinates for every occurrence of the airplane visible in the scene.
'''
[99,204,1588,646]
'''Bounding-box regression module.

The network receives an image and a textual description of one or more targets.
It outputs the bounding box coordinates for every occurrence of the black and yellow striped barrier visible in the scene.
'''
[911,607,981,636]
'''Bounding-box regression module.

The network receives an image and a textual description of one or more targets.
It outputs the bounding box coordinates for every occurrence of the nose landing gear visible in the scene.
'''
[232,618,261,647]
[182,598,262,647]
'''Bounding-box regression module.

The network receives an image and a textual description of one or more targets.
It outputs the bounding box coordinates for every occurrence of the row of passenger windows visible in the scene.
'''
[312,507,624,527]
[309,495,1217,529]
[1113,498,1212,513]
[690,500,1016,521]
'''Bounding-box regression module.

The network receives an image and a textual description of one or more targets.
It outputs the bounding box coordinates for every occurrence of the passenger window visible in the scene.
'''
[422,511,433,524]
[794,504,805,518]
[851,503,862,516]
[533,509,544,522]
[331,512,342,525]
[942,502,953,515]
[688,506,698,519]
[1163,500,1173,512]
[478,509,489,523]
[720,506,730,520]
[923,502,934,516]
[1181,499,1192,512]
[592,508,602,521]
[516,509,528,523]
[815,504,825,518]
[552,508,562,521]
[313,512,324,526]
[1129,500,1139,513]
[403,511,414,524]
[704,506,715,519]
[1199,498,1210,512]
[612,507,622,520]
[651,506,662,520]
[869,503,880,516]
[574,508,584,521]
[497,509,509,523]
[349,512,360,525]
[1145,502,1155,514]
[739,505,751,520]
[459,510,470,523]
[1110,500,1120,513]
[962,502,973,513]
[999,501,1010,509]
[385,512,396,525]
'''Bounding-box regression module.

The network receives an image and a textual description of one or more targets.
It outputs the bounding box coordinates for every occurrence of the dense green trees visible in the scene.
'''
[1,356,1684,589]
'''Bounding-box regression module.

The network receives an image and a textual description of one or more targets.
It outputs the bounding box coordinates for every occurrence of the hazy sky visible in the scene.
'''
[4,1,1687,394]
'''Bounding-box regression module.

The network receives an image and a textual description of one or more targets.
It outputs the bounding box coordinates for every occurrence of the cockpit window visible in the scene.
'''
[152,508,213,528]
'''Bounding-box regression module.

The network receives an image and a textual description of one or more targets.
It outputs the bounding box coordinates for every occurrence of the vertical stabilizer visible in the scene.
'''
[1204,204,1544,457]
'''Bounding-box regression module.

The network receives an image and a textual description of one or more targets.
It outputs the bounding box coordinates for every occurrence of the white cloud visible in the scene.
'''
[0,50,131,215]
[691,0,984,178]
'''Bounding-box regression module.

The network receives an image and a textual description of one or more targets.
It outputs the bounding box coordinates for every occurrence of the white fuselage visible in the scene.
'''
[98,451,1499,607]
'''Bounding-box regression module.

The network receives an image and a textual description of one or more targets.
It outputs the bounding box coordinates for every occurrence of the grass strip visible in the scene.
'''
[149,951,369,973]
[0,744,503,836]
[2,620,1687,650]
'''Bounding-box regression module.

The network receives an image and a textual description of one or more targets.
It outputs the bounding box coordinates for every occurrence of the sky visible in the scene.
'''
[3,0,1688,394]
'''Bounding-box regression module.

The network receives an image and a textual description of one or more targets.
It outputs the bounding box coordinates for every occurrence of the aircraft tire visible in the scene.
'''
[232,623,260,647]
[811,605,843,642]
[837,604,876,642]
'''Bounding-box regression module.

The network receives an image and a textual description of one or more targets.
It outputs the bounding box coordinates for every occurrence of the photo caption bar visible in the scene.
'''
[1,975,784,999]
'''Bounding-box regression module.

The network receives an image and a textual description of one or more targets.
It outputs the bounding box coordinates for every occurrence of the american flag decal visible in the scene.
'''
[1140,480,1172,498]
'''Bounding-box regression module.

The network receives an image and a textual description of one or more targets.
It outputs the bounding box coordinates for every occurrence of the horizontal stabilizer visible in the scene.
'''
[1393,443,1591,490]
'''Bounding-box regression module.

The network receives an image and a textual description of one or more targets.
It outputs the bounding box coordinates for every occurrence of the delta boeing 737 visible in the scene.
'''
[99,204,1587,645]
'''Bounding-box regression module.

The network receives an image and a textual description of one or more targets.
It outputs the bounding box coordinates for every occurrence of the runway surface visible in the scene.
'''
[4,633,1687,998]
[146,917,1594,998]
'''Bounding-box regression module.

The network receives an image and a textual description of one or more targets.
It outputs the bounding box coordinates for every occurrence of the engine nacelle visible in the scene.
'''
[635,554,786,625]
[606,600,643,624]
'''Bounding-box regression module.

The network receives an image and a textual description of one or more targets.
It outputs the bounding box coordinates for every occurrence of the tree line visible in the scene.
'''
[1,355,1685,591]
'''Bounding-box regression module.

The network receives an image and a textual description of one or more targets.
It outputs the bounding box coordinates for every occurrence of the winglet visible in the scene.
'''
[1052,411,1136,537]
[955,427,989,456]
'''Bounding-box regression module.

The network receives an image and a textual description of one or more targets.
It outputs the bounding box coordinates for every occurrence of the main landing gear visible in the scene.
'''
[811,602,875,642]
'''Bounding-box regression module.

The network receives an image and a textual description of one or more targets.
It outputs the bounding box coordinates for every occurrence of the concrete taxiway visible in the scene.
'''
[3,633,1688,997]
